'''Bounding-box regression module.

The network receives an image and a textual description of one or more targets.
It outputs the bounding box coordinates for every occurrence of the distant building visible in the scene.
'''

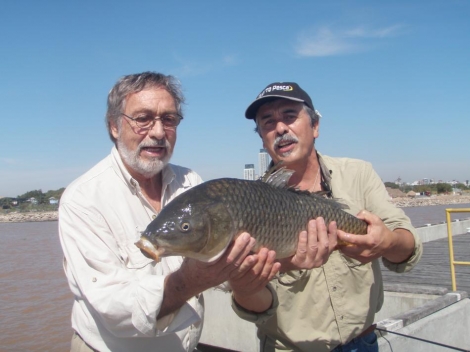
[28,197,38,205]
[258,149,270,176]
[244,164,255,180]
[49,197,59,205]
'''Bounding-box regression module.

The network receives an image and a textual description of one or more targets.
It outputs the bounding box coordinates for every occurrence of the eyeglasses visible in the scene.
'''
[121,112,183,132]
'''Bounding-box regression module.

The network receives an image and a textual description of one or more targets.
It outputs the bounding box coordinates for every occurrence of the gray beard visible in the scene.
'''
[117,138,172,179]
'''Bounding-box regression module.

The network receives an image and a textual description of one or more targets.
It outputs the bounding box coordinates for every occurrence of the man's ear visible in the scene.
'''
[111,121,119,140]
[313,120,320,139]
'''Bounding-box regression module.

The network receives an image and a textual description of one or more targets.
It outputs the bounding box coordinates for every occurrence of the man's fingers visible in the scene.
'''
[229,254,258,280]
[229,249,280,293]
[296,231,308,256]
[307,219,319,253]
[226,232,256,266]
[327,221,338,251]
[314,217,328,250]
[259,250,277,280]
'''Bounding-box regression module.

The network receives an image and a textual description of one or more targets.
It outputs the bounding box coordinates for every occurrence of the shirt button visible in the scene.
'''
[92,277,97,282]
[332,286,337,291]
[340,315,344,320]
[152,215,157,219]
[130,179,136,187]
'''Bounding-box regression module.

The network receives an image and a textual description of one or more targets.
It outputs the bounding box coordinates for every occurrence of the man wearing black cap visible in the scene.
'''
[232,82,423,351]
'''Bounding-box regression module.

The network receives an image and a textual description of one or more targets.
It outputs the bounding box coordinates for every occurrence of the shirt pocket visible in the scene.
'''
[277,269,310,286]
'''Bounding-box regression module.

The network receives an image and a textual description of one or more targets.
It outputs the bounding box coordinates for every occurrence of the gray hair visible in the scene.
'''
[254,104,321,135]
[105,71,185,143]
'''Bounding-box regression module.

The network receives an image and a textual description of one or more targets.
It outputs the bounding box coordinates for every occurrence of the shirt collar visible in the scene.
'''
[316,151,333,197]
[317,151,332,184]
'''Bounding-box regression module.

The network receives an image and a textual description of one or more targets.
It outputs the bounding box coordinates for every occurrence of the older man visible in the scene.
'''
[59,72,279,352]
[232,82,423,352]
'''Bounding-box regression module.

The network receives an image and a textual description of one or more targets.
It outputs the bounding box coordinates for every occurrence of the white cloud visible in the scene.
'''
[345,24,406,38]
[295,24,406,57]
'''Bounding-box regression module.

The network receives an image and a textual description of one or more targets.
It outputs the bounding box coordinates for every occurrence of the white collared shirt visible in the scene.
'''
[59,147,204,351]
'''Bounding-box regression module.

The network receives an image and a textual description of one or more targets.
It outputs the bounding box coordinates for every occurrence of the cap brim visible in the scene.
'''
[245,95,306,119]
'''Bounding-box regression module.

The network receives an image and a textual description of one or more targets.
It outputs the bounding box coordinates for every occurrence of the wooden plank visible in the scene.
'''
[381,233,470,293]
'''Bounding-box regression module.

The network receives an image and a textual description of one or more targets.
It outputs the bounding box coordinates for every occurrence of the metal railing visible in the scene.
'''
[445,208,470,291]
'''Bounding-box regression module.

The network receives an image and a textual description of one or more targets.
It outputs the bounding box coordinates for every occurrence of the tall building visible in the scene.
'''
[258,148,270,176]
[244,164,255,180]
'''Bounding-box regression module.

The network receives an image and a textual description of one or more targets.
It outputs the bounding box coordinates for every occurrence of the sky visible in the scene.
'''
[1,1,469,197]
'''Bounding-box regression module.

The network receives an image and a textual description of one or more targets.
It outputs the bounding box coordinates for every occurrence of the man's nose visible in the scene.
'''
[147,119,166,139]
[275,120,289,135]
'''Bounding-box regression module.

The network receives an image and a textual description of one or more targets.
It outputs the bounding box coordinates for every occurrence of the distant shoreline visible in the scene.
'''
[0,211,58,223]
[390,194,470,208]
[1,195,470,224]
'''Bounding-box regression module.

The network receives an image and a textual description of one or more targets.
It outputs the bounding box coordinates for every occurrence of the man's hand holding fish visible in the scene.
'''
[160,232,281,318]
[229,246,281,313]
[337,210,418,265]
[276,217,338,272]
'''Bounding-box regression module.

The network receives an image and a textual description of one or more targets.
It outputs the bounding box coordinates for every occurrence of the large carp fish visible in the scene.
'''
[135,167,367,262]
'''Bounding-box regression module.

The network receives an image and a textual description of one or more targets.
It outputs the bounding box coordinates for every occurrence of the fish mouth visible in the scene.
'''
[135,236,166,262]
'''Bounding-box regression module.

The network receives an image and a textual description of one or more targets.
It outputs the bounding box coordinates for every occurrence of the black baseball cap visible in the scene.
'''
[245,82,314,119]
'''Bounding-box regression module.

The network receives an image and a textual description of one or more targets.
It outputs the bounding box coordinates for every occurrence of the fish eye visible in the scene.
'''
[180,222,190,232]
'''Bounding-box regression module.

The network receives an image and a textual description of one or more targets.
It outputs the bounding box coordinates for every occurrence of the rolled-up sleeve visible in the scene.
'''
[360,162,423,273]
[231,284,278,325]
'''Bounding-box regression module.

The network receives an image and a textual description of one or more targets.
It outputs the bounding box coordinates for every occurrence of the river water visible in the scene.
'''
[0,221,72,352]
[1,203,470,351]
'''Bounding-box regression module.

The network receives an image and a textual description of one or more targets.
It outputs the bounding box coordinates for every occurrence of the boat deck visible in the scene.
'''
[381,232,470,294]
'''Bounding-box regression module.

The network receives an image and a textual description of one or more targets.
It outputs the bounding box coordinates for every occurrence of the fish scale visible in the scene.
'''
[136,177,368,262]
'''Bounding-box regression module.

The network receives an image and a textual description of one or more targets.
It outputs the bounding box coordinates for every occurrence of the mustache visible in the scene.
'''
[139,139,169,149]
[273,134,298,149]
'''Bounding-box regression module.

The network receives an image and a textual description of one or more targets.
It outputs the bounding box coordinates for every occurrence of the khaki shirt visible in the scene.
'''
[232,154,423,352]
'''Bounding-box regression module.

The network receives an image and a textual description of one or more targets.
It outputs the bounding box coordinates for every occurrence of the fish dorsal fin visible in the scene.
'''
[259,162,295,189]
[260,163,349,211]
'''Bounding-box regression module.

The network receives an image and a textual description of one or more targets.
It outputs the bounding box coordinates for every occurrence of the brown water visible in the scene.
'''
[1,204,469,351]
[0,221,73,352]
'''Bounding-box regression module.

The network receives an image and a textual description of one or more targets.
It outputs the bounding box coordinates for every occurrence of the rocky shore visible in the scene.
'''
[1,195,470,223]
[0,211,58,223]
[390,194,470,208]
